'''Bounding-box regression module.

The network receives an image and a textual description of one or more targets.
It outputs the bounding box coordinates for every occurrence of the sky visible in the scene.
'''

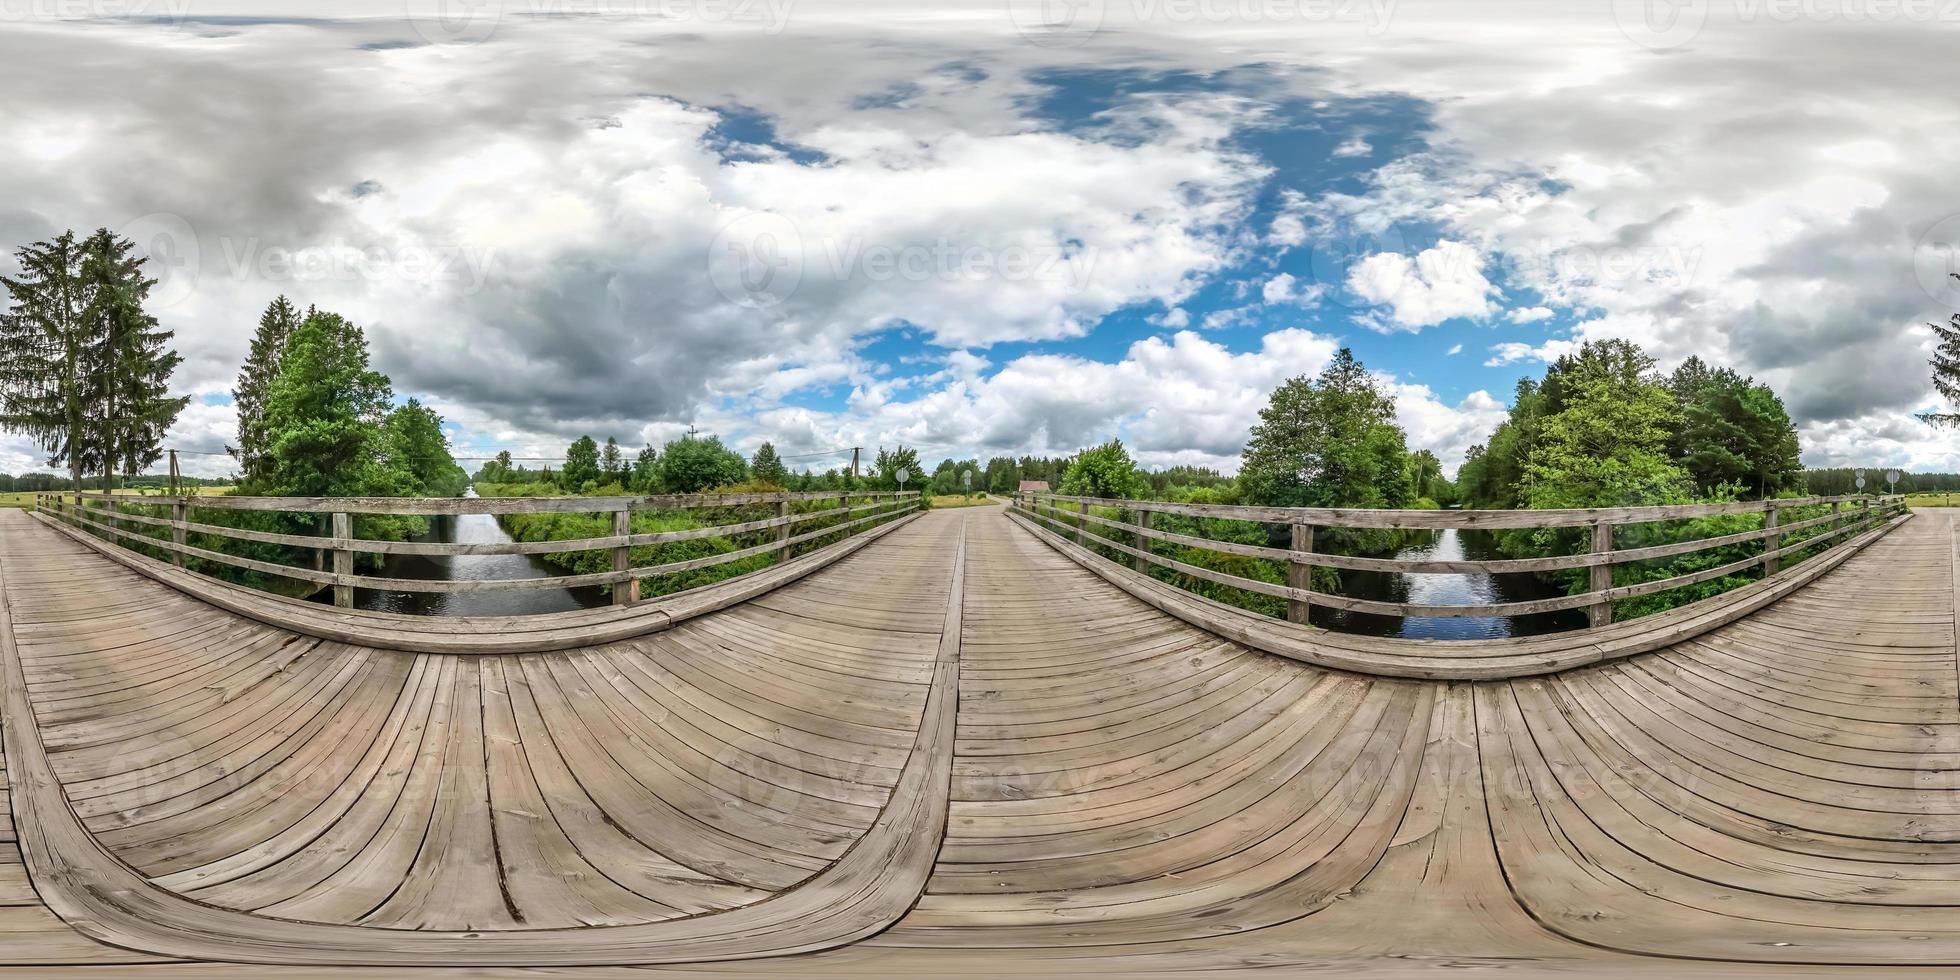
[2,0,1957,480]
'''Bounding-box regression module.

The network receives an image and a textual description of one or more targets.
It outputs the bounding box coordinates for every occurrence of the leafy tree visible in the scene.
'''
[250,310,395,500]
[1058,439,1146,499]
[561,435,600,490]
[600,436,624,485]
[750,441,788,485]
[1239,348,1413,511]
[234,296,300,482]
[1667,356,1800,497]
[381,399,467,497]
[1522,374,1688,509]
[79,229,187,487]
[475,449,514,484]
[869,445,923,490]
[1924,275,1960,429]
[659,432,748,492]
[631,444,659,492]
[930,458,960,495]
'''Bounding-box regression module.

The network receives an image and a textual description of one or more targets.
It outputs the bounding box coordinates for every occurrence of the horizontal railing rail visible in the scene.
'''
[1013,490,1907,631]
[37,489,923,611]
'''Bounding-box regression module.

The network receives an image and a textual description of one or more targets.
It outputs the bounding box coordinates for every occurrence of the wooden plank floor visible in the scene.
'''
[1,504,1958,974]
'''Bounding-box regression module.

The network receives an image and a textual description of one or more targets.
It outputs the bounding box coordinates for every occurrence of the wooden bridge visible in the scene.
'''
[1,490,1955,976]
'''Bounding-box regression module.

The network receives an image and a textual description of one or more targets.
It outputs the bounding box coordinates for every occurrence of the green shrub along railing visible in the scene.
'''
[1013,490,1908,634]
[36,489,923,611]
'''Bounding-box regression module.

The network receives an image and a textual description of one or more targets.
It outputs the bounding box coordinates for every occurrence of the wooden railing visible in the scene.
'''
[1013,490,1907,632]
[36,489,923,610]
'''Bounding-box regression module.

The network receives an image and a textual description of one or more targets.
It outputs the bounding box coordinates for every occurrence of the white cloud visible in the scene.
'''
[1345,240,1500,331]
[1507,306,1554,324]
[1447,343,1463,355]
[1332,137,1372,158]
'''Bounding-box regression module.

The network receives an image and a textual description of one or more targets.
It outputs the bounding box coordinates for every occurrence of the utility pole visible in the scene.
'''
[167,449,180,495]
[848,447,860,479]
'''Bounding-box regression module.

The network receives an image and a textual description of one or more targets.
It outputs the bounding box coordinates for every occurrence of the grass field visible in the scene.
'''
[0,486,235,509]
[1907,492,1960,508]
[930,494,997,509]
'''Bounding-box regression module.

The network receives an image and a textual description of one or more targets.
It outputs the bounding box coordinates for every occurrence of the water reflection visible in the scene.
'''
[341,490,608,616]
[1312,528,1586,639]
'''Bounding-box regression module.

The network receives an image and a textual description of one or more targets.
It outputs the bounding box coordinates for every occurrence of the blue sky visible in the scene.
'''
[1,2,1955,478]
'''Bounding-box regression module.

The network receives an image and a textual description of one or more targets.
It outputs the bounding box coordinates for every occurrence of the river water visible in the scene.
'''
[1311,528,1586,639]
[348,490,607,616]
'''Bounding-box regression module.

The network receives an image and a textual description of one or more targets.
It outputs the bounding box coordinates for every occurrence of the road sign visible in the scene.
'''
[895,468,909,492]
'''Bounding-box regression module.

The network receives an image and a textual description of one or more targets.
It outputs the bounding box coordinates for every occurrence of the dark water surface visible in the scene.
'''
[1313,528,1587,639]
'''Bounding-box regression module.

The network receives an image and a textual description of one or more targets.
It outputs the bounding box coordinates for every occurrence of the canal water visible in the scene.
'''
[1312,528,1586,639]
[347,489,607,616]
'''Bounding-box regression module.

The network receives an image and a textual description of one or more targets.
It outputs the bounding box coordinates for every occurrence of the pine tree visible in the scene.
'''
[78,229,187,488]
[234,296,300,481]
[1925,275,1960,429]
[0,231,91,488]
[600,436,623,486]
[750,441,788,486]
[631,444,659,492]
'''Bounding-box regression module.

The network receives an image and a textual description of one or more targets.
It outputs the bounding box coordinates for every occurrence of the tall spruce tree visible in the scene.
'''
[600,436,624,486]
[234,296,301,481]
[1925,275,1960,429]
[0,231,90,488]
[79,229,187,488]
[750,441,787,485]
[253,310,394,499]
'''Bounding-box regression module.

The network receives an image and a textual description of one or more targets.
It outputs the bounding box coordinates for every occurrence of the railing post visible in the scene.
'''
[612,506,636,606]
[331,511,353,609]
[1077,500,1090,545]
[1286,523,1314,626]
[1134,510,1152,574]
[776,497,793,559]
[1588,520,1613,628]
[1762,501,1780,577]
[1830,499,1841,538]
[171,498,187,567]
[842,492,853,537]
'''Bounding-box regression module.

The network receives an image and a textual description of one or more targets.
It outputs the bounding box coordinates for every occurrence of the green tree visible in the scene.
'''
[234,296,300,482]
[0,232,90,489]
[79,229,187,488]
[1667,356,1800,497]
[1522,375,1688,509]
[870,445,923,489]
[562,435,600,490]
[1239,348,1413,510]
[600,436,624,486]
[475,449,514,484]
[659,432,748,492]
[250,310,395,499]
[1922,276,1960,429]
[984,455,1020,493]
[630,444,659,492]
[750,441,788,485]
[1058,439,1146,499]
[381,399,467,497]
